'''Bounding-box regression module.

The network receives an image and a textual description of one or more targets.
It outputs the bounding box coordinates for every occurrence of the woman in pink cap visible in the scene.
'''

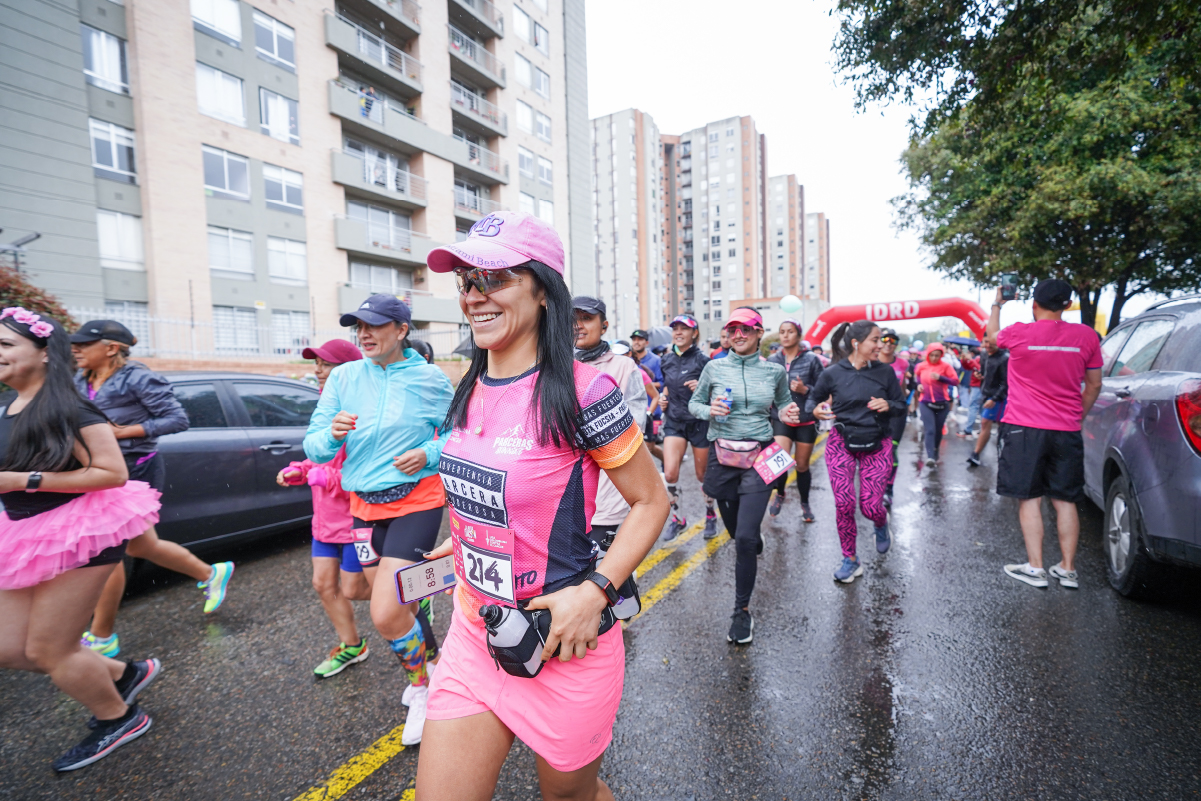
[415,211,669,801]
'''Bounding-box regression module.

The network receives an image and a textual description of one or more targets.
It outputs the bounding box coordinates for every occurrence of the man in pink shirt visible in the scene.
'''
[987,279,1103,590]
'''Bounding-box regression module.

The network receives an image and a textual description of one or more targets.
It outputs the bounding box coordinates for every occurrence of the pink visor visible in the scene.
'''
[725,308,764,330]
[427,211,564,276]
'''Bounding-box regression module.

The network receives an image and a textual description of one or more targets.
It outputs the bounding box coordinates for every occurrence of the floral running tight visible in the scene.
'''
[824,429,892,559]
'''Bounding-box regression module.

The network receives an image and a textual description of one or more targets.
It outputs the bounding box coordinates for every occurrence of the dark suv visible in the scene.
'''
[1083,297,1201,597]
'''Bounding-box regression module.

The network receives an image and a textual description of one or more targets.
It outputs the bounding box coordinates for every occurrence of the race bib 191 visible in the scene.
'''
[449,506,516,605]
[754,442,796,484]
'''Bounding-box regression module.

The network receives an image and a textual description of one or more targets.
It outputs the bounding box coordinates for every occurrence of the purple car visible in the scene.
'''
[1083,296,1201,597]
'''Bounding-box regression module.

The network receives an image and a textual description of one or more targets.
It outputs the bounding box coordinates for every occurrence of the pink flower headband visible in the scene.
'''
[1,307,56,339]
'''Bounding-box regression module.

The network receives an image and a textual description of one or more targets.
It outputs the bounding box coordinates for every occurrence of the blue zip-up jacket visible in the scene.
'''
[303,350,454,493]
[74,360,189,458]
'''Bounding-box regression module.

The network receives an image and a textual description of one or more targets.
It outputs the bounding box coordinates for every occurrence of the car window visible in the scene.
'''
[173,383,228,428]
[1151,320,1201,373]
[1099,326,1134,377]
[234,382,319,427]
[1110,318,1175,377]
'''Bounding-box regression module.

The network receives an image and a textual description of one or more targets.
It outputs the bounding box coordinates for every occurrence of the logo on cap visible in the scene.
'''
[470,214,504,238]
[360,302,372,309]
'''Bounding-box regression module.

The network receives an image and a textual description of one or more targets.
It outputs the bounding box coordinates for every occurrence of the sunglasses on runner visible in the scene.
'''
[725,324,759,337]
[881,336,898,343]
[453,267,526,296]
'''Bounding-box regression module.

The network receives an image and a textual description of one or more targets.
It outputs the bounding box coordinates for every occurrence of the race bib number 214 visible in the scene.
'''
[449,507,516,605]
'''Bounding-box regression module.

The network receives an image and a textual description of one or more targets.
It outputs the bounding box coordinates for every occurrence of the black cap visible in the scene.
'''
[70,319,136,346]
[340,293,412,327]
[572,296,606,316]
[880,327,899,340]
[630,329,649,339]
[651,345,667,355]
[1032,279,1074,311]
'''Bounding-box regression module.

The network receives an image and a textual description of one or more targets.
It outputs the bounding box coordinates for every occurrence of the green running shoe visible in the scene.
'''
[418,597,434,625]
[198,562,235,614]
[314,640,370,679]
[80,631,120,658]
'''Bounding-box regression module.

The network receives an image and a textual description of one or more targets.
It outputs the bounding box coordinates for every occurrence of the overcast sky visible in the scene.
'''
[584,0,1161,334]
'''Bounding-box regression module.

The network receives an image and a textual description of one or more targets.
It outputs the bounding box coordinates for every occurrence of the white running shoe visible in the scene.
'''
[401,685,429,746]
[1049,563,1079,589]
[1004,562,1049,588]
[402,660,437,706]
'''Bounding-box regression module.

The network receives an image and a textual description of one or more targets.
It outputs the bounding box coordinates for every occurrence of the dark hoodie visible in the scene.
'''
[805,358,905,440]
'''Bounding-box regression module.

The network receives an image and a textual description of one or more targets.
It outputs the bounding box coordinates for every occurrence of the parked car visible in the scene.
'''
[1082,296,1201,597]
[155,372,320,551]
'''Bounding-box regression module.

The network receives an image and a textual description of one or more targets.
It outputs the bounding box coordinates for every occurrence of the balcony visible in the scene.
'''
[450,82,507,137]
[448,25,505,89]
[449,0,503,39]
[341,0,421,39]
[334,216,434,267]
[451,134,507,184]
[338,283,464,324]
[326,13,423,98]
[453,188,501,220]
[331,149,427,210]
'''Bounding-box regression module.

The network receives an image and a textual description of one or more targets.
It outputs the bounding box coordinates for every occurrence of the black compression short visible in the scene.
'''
[351,507,443,566]
[771,420,818,444]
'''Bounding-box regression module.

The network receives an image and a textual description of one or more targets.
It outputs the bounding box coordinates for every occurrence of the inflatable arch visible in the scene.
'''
[804,297,989,346]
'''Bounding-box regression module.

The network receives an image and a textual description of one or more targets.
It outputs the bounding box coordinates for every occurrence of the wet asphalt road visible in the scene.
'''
[3,417,1201,800]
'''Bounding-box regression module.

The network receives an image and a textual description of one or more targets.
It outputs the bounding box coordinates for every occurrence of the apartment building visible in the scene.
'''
[766,174,805,300]
[1,0,589,358]
[804,211,831,302]
[589,108,664,334]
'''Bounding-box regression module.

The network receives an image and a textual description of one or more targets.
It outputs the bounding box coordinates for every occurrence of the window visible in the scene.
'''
[236,381,319,426]
[259,89,299,144]
[173,383,228,428]
[519,192,536,215]
[192,0,241,44]
[89,119,136,183]
[537,198,553,225]
[196,63,245,125]
[728,248,736,257]
[513,5,531,41]
[537,156,552,186]
[454,179,483,213]
[104,301,148,352]
[518,146,535,177]
[533,68,550,98]
[1110,319,1175,377]
[212,306,260,352]
[516,100,533,133]
[267,237,306,283]
[81,25,128,94]
[535,111,551,143]
[515,53,532,87]
[532,0,547,10]
[348,201,411,250]
[208,226,253,275]
[202,145,249,199]
[350,262,413,294]
[253,10,295,69]
[710,235,721,245]
[96,210,143,270]
[264,164,303,212]
[708,133,719,143]
[533,22,549,56]
[268,312,312,356]
[1099,326,1133,376]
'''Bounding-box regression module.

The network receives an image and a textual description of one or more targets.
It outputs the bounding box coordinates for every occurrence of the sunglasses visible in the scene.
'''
[454,267,526,296]
[881,336,898,343]
[725,324,760,337]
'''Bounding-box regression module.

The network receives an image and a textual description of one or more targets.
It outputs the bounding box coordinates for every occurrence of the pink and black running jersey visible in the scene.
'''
[439,361,642,628]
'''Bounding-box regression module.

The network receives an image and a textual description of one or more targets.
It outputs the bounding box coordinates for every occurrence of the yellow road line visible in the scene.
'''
[634,521,702,578]
[291,725,408,801]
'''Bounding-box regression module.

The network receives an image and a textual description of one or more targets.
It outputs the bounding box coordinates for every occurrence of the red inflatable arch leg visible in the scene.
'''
[804,297,988,346]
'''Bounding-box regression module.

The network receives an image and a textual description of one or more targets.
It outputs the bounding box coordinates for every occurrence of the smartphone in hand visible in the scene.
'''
[999,273,1019,301]
[395,554,457,604]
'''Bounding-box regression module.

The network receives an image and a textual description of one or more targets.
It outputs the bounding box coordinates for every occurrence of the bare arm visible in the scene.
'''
[986,287,1004,339]
[1081,368,1103,418]
[0,423,128,494]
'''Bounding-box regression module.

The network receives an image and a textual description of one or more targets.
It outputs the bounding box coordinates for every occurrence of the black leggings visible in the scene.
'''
[919,402,950,459]
[887,414,907,486]
[716,489,773,610]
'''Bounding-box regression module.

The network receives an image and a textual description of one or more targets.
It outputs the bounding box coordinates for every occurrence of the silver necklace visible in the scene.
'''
[472,360,537,435]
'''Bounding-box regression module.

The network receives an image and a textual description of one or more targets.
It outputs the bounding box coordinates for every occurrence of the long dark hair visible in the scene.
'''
[444,261,583,449]
[1,317,102,471]
[830,319,879,363]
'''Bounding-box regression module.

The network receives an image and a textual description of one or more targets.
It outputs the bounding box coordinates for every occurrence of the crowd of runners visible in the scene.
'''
[0,206,1103,799]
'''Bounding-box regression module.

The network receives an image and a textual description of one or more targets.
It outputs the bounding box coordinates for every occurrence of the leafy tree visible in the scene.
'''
[0,266,74,329]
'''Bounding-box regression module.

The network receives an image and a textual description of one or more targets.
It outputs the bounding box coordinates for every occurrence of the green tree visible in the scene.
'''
[0,266,73,329]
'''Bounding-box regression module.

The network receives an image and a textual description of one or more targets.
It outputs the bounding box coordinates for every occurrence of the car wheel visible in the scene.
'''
[1104,475,1163,598]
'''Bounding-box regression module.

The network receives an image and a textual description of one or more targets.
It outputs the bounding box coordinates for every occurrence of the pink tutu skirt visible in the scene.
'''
[0,481,161,590]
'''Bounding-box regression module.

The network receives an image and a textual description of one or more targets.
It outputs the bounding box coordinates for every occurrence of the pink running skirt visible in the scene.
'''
[0,481,161,589]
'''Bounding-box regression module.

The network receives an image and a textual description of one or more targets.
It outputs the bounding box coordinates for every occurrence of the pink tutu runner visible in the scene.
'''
[0,481,161,590]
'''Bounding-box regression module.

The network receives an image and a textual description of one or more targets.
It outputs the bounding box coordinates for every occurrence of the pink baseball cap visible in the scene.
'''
[302,339,363,364]
[426,211,564,275]
[669,314,698,329]
[725,308,764,330]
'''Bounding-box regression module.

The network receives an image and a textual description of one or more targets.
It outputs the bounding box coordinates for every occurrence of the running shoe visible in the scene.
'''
[834,557,863,584]
[403,660,437,706]
[314,640,370,679]
[768,492,783,517]
[702,511,719,540]
[81,631,119,658]
[198,561,235,614]
[1004,562,1049,588]
[727,609,754,644]
[87,659,162,729]
[966,453,982,467]
[801,503,815,523]
[1049,563,1079,589]
[401,685,429,746]
[54,706,152,772]
[418,597,434,625]
[925,457,936,467]
[875,521,891,554]
[662,515,687,542]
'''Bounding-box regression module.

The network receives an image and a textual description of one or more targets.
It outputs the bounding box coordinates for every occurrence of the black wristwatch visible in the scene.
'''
[25,472,42,493]
[585,571,620,606]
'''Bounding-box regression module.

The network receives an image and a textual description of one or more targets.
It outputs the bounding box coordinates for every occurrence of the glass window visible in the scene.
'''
[269,311,311,356]
[537,198,553,225]
[89,119,136,183]
[208,226,254,275]
[514,53,532,87]
[172,382,228,428]
[196,63,245,125]
[1099,326,1134,376]
[349,262,412,294]
[211,305,260,352]
[259,89,299,144]
[533,68,550,98]
[537,156,552,186]
[518,146,535,177]
[519,192,535,216]
[202,145,249,199]
[191,0,241,44]
[513,5,531,41]
[535,112,551,143]
[104,300,148,352]
[253,10,295,69]
[263,164,303,211]
[348,201,411,251]
[531,0,547,10]
[81,25,128,94]
[533,22,549,56]
[1110,319,1175,377]
[516,100,533,133]
[267,237,306,283]
[1151,322,1201,373]
[235,382,319,427]
[96,210,143,270]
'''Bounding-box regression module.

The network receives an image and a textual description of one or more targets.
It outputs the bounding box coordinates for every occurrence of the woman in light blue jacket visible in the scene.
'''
[303,294,452,746]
